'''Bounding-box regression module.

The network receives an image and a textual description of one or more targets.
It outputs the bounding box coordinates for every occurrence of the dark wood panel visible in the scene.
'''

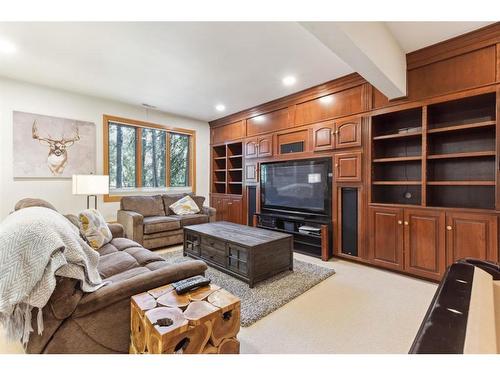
[369,206,404,271]
[246,107,289,136]
[294,85,364,126]
[212,120,244,144]
[335,151,362,182]
[404,209,445,280]
[446,211,498,264]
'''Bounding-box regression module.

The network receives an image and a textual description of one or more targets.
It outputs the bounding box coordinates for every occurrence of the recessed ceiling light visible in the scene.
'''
[215,104,226,112]
[0,39,17,55]
[282,76,297,86]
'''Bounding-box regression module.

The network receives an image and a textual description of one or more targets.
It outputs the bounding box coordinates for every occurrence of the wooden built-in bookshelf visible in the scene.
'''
[371,92,497,210]
[211,141,243,195]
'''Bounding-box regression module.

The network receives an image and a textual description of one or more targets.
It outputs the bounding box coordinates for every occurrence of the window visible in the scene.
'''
[104,115,195,200]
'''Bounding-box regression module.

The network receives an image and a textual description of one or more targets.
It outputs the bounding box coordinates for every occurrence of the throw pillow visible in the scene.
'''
[79,209,112,250]
[191,195,206,212]
[169,195,200,215]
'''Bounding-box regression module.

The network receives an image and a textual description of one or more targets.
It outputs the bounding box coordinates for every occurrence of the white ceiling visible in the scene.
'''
[0,22,493,122]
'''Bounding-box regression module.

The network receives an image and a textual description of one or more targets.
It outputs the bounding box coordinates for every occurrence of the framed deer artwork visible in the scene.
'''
[13,111,96,178]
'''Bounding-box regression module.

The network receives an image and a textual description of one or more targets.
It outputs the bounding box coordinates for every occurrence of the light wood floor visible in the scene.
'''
[0,251,437,354]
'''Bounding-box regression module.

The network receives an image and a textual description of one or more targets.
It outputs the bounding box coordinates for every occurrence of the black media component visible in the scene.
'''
[341,187,358,257]
[247,185,257,225]
[280,141,304,154]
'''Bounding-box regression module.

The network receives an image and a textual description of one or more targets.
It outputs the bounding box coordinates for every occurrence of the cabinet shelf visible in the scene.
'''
[427,120,495,134]
[228,168,242,171]
[214,181,226,184]
[373,156,422,163]
[228,155,243,159]
[214,156,226,160]
[427,180,495,186]
[372,181,421,185]
[427,151,495,160]
[373,131,422,141]
[228,182,242,185]
[214,169,226,172]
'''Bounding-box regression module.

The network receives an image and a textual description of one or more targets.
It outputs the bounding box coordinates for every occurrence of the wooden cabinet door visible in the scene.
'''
[369,207,404,271]
[245,162,258,183]
[312,120,335,151]
[212,196,225,222]
[446,212,498,264]
[245,138,258,159]
[334,152,362,182]
[257,135,273,158]
[226,197,243,224]
[334,116,362,149]
[404,209,446,280]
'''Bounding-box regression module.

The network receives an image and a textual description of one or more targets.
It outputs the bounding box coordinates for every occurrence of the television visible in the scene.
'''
[260,158,332,216]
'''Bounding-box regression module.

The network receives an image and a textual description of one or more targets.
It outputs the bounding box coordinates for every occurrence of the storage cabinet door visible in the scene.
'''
[312,120,335,151]
[212,196,225,221]
[446,212,498,264]
[226,197,243,224]
[404,209,445,280]
[334,116,362,149]
[257,135,273,158]
[334,152,362,182]
[369,207,404,271]
[244,138,258,159]
[245,162,258,183]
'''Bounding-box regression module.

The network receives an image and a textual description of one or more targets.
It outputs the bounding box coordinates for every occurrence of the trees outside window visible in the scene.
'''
[170,133,190,187]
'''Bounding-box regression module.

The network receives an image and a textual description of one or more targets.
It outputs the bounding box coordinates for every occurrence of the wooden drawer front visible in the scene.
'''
[201,240,226,266]
[335,116,361,149]
[334,152,362,182]
[227,243,248,276]
[201,236,226,252]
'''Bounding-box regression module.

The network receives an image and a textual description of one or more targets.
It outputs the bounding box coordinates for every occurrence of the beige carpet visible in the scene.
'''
[0,248,436,354]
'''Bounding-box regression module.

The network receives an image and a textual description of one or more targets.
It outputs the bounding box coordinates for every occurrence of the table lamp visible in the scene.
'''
[72,175,109,209]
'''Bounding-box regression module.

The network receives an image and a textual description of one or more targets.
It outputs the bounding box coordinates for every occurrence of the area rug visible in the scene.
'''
[161,249,335,327]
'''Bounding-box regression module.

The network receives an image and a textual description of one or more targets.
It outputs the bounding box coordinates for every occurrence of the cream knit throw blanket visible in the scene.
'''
[0,207,105,345]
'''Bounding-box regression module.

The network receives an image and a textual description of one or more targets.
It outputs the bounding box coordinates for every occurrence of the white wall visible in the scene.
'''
[0,77,210,221]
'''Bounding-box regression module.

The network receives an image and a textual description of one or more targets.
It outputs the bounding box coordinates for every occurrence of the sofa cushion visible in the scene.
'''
[143,215,181,234]
[162,193,188,215]
[123,247,165,266]
[121,195,165,217]
[172,214,209,227]
[191,196,206,211]
[98,251,140,279]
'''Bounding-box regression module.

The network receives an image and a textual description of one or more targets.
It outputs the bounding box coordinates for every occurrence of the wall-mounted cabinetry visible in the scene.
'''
[311,116,362,152]
[212,142,243,196]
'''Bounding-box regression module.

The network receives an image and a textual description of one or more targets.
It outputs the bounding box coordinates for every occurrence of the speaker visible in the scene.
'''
[280,141,304,154]
[341,187,358,256]
[247,185,257,225]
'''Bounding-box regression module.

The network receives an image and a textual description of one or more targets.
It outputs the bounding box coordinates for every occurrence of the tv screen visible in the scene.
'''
[260,158,331,215]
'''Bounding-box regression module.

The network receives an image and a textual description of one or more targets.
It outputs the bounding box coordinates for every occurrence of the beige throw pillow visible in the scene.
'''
[79,209,112,249]
[169,195,200,215]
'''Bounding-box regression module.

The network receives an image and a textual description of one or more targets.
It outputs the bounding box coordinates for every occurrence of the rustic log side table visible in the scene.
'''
[130,283,240,354]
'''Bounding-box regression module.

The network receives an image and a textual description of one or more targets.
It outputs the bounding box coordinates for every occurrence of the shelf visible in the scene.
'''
[256,226,322,240]
[427,120,495,134]
[214,157,226,160]
[372,181,421,185]
[427,151,495,160]
[214,181,226,184]
[228,182,242,185]
[427,181,495,186]
[373,131,422,141]
[373,156,422,163]
[214,169,226,172]
[228,168,243,172]
[228,155,243,159]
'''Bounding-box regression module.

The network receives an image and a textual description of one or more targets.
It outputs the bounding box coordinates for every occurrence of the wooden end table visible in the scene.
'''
[130,283,240,354]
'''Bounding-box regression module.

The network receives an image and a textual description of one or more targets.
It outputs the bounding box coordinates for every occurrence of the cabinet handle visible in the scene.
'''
[398,220,403,225]
[446,225,452,231]
[228,202,232,205]
[404,221,409,226]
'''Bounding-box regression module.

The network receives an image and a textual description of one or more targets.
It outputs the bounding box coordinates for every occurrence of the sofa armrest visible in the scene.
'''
[107,223,124,239]
[202,206,217,222]
[73,260,207,317]
[117,210,144,244]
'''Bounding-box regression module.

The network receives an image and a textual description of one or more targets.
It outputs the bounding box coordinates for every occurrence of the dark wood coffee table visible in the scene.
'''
[183,221,293,287]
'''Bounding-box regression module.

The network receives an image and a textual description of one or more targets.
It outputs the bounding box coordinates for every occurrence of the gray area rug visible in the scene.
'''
[161,250,335,327]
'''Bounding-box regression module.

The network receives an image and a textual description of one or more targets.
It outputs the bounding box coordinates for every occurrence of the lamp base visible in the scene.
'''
[86,195,98,210]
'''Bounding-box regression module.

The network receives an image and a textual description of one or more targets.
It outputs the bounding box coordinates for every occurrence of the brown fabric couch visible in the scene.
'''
[117,193,216,249]
[13,200,208,354]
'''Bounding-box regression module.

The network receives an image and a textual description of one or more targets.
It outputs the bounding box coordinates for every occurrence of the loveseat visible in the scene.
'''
[11,199,208,354]
[117,193,216,249]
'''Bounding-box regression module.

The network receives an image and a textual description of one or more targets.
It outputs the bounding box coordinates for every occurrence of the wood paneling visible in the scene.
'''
[294,85,364,126]
[257,135,273,158]
[246,108,289,136]
[335,115,362,149]
[404,209,445,280]
[212,121,244,144]
[277,128,309,154]
[312,120,335,151]
[369,207,404,271]
[245,162,258,183]
[334,152,362,182]
[210,194,243,224]
[446,212,498,263]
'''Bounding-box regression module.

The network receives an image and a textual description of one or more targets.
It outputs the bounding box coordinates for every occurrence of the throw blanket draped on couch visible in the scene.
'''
[0,207,106,345]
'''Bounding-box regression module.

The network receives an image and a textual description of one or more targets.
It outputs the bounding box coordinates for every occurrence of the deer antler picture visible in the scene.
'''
[14,111,95,178]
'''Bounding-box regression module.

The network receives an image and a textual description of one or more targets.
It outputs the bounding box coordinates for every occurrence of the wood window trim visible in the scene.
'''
[103,114,196,203]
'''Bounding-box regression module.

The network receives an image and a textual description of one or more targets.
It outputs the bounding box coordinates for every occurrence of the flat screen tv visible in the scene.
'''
[260,158,332,216]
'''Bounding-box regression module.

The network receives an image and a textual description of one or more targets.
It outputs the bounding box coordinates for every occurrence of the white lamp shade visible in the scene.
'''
[72,175,109,195]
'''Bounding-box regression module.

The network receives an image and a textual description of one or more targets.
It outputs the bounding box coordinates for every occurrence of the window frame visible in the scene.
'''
[103,114,196,202]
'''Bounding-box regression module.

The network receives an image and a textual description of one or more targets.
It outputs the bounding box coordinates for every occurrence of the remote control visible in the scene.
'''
[172,276,211,294]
